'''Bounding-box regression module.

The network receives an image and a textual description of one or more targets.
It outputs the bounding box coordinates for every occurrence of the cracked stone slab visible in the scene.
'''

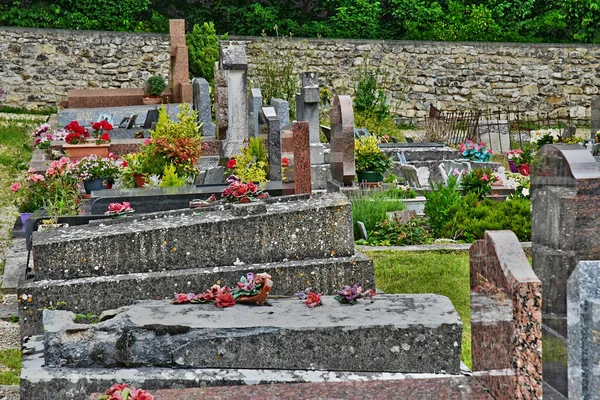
[43,294,462,374]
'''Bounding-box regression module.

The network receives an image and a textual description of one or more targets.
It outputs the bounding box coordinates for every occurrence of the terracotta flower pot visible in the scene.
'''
[63,143,110,160]
[142,96,162,105]
[132,174,147,188]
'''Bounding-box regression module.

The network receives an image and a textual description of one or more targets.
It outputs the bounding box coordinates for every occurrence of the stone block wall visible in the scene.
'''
[2,25,600,120]
[0,27,170,109]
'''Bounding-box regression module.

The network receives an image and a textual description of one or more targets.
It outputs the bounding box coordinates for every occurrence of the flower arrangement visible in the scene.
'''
[11,158,80,215]
[295,287,323,308]
[105,202,134,216]
[91,120,112,144]
[97,383,153,400]
[72,155,121,182]
[355,136,392,174]
[505,173,530,200]
[172,284,235,308]
[64,121,90,144]
[459,140,492,162]
[333,284,375,305]
[460,168,498,199]
[530,129,559,150]
[221,175,269,203]
[31,123,54,149]
[225,137,269,183]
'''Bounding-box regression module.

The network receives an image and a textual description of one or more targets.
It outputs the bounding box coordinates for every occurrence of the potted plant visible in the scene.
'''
[63,120,110,159]
[355,136,392,182]
[73,155,122,194]
[143,75,166,105]
[507,147,533,176]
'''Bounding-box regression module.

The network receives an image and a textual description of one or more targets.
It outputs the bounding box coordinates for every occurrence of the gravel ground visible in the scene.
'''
[0,386,18,400]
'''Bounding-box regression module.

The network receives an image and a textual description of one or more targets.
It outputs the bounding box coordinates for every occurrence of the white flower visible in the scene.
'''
[522,188,530,197]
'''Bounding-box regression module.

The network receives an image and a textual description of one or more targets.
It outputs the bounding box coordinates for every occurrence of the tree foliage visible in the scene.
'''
[2,0,600,43]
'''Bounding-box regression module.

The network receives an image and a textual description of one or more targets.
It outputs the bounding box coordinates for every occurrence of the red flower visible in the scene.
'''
[247,182,257,193]
[100,133,111,142]
[91,121,102,131]
[106,384,129,395]
[100,120,113,131]
[227,159,236,169]
[281,157,289,167]
[216,291,235,308]
[121,160,129,168]
[304,292,322,308]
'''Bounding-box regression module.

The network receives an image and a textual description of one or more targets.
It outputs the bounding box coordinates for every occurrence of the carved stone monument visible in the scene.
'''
[329,95,356,186]
[192,77,216,136]
[169,20,192,104]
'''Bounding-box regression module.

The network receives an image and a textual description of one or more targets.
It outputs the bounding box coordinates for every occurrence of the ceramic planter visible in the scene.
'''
[142,97,162,105]
[63,143,110,159]
[83,178,108,194]
[20,212,32,225]
[508,159,518,173]
[357,171,384,183]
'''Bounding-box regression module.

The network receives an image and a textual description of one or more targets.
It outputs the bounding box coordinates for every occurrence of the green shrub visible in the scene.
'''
[358,217,432,246]
[159,164,188,187]
[146,75,166,97]
[423,175,462,237]
[385,187,417,199]
[352,191,405,239]
[187,22,227,84]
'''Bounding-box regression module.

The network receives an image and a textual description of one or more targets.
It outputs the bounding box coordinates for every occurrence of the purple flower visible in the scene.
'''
[226,175,241,184]
[295,287,312,300]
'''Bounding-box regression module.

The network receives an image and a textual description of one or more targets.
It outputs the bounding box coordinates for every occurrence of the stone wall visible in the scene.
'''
[1,25,599,120]
[0,27,170,110]
[240,36,598,122]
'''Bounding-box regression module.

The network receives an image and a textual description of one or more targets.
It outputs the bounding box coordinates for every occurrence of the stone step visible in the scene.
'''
[1,238,27,294]
[43,294,462,373]
[18,252,374,337]
[23,336,484,400]
[32,192,354,281]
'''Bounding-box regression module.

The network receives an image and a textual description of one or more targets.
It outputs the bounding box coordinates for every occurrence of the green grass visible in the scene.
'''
[0,348,21,385]
[0,105,55,115]
[352,191,406,239]
[366,250,472,368]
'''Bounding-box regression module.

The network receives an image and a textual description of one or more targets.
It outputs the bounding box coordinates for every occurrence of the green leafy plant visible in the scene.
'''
[151,104,201,139]
[460,168,497,199]
[74,312,99,324]
[146,75,166,97]
[423,175,462,238]
[187,22,227,84]
[357,217,432,246]
[226,138,269,183]
[351,190,405,239]
[355,136,392,174]
[159,164,187,187]
[354,62,389,122]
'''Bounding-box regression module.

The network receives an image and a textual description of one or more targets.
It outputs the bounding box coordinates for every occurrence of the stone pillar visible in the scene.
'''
[214,62,228,140]
[220,42,248,159]
[248,88,262,138]
[169,20,192,104]
[591,97,600,139]
[568,261,600,400]
[260,106,281,181]
[293,121,311,195]
[300,72,324,165]
[470,231,542,400]
[270,98,290,131]
[192,78,216,136]
[531,144,600,397]
[330,95,356,186]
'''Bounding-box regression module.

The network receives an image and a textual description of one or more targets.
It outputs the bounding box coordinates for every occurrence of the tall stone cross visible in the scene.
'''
[330,95,356,186]
[169,20,192,104]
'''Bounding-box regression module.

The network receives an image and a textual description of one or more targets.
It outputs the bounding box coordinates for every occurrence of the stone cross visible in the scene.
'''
[293,121,311,195]
[329,95,356,186]
[260,106,281,181]
[214,61,228,140]
[470,231,542,400]
[299,72,324,165]
[220,42,249,159]
[248,88,263,138]
[568,260,600,400]
[531,144,600,397]
[169,20,192,104]
[270,98,290,131]
[192,78,216,136]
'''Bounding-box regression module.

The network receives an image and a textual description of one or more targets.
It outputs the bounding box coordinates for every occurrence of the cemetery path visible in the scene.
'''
[0,385,18,400]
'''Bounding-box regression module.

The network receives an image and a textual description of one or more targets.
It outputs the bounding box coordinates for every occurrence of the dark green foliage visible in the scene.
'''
[357,217,432,246]
[187,22,225,84]
[354,63,389,122]
[423,176,462,238]
[3,0,600,43]
[351,191,405,239]
[146,76,166,96]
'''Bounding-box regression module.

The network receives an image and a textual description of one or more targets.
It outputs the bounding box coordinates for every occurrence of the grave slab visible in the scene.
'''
[22,337,483,400]
[44,294,462,373]
[33,193,354,281]
[19,251,374,337]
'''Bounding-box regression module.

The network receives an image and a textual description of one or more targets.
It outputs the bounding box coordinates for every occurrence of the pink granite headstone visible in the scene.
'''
[470,230,542,400]
[329,95,355,186]
[293,121,311,195]
[169,19,192,103]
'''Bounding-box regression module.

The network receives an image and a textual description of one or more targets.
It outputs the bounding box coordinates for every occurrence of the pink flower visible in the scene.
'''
[482,173,489,181]
[108,393,123,400]
[129,389,154,400]
[304,292,322,308]
[247,182,257,193]
[28,174,45,182]
[144,138,152,145]
[27,167,35,173]
[9,182,21,192]
[106,384,129,395]
[46,168,57,176]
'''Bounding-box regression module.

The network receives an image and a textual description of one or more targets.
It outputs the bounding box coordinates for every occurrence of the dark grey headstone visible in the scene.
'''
[192,78,216,136]
[270,98,290,131]
[357,221,368,240]
[592,97,600,139]
[568,261,600,399]
[295,93,304,121]
[203,166,224,184]
[261,106,282,181]
[248,88,263,138]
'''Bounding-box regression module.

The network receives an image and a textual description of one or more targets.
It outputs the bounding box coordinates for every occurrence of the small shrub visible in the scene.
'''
[226,138,269,183]
[423,175,462,237]
[359,217,432,246]
[187,22,227,84]
[355,136,392,174]
[385,187,417,199]
[146,76,166,97]
[159,164,188,187]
